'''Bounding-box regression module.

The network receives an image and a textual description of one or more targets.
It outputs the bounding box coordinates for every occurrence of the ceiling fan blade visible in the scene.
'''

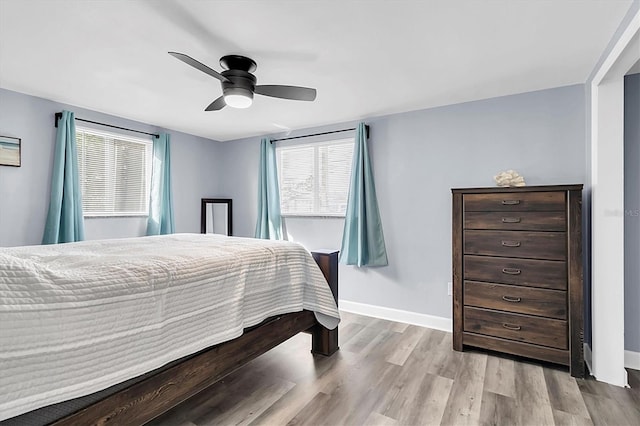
[254,85,317,101]
[205,96,226,111]
[168,51,230,83]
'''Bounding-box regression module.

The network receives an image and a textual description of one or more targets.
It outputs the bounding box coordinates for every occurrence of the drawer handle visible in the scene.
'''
[501,240,521,247]
[502,323,522,331]
[501,217,521,223]
[502,295,522,303]
[501,200,521,205]
[502,268,521,275]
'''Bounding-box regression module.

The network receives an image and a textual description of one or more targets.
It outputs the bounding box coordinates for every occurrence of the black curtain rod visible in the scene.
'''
[54,112,159,138]
[270,125,369,143]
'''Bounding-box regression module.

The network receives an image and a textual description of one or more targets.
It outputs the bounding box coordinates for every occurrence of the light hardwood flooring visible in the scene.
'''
[150,312,640,426]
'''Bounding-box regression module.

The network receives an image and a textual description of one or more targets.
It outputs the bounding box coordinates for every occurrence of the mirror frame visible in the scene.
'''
[200,198,233,236]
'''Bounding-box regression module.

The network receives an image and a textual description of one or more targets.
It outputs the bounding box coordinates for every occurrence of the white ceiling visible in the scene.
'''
[0,0,633,141]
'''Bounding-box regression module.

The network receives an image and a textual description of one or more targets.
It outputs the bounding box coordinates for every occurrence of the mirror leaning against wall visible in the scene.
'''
[201,198,232,236]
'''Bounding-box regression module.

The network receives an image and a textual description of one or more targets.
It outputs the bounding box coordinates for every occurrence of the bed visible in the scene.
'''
[0,234,340,425]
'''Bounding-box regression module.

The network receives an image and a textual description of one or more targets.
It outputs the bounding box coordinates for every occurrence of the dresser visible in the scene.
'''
[451,185,584,377]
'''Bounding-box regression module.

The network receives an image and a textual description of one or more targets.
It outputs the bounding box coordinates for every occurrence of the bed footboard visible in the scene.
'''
[53,311,318,426]
[310,250,339,356]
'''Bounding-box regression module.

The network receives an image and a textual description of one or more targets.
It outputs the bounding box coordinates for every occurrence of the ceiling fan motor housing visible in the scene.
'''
[221,69,256,101]
[219,55,257,73]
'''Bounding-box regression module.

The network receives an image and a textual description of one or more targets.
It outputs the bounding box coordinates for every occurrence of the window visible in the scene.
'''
[276,138,354,216]
[76,127,153,217]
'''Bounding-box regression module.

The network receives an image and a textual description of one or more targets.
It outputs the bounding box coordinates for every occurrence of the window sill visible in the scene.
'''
[84,215,149,219]
[282,215,345,219]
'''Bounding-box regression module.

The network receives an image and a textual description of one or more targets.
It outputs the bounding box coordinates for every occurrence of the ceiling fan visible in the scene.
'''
[169,52,317,111]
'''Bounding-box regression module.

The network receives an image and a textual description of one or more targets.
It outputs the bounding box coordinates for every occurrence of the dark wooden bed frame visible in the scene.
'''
[45,250,339,425]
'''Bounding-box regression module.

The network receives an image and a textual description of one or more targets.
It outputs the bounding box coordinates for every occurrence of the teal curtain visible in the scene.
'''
[340,123,388,266]
[254,138,283,240]
[42,110,85,244]
[146,133,175,235]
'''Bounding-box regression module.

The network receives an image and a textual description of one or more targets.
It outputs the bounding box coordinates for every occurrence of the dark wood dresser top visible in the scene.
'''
[451,184,583,194]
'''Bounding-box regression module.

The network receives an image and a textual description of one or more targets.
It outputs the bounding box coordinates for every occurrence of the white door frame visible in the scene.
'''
[590,9,640,387]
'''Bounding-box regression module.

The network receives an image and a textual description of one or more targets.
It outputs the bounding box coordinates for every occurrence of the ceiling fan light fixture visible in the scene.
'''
[223,87,253,109]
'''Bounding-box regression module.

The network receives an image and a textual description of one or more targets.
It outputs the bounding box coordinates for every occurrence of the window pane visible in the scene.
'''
[323,143,353,214]
[78,132,111,214]
[114,139,147,213]
[279,145,315,215]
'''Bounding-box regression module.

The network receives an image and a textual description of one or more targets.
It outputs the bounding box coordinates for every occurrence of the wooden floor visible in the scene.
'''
[150,312,640,426]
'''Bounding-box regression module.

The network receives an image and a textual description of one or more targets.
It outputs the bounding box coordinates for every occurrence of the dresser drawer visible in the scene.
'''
[464,192,565,212]
[464,211,566,231]
[464,281,567,319]
[464,255,567,290]
[464,230,566,260]
[464,306,567,349]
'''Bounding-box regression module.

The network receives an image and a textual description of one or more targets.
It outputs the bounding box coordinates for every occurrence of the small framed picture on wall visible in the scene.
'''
[0,135,21,167]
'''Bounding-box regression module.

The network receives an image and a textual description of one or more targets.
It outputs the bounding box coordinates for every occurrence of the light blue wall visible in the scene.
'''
[219,85,586,319]
[0,88,223,247]
[624,73,640,352]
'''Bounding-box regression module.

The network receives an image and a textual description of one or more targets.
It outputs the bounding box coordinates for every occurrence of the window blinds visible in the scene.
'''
[76,128,152,216]
[276,138,354,216]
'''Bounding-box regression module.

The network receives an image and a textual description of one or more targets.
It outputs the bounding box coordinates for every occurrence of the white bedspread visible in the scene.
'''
[0,234,340,420]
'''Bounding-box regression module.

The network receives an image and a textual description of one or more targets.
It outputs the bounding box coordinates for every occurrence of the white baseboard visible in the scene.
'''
[584,343,593,375]
[339,299,452,332]
[582,344,638,374]
[625,350,640,370]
